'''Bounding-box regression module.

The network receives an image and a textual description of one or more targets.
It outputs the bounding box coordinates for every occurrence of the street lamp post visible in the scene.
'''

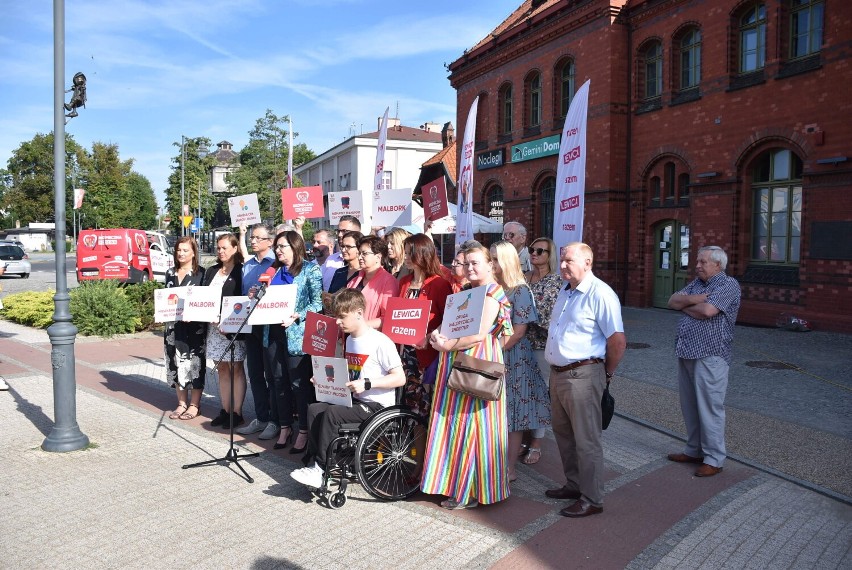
[180,135,186,237]
[43,0,89,452]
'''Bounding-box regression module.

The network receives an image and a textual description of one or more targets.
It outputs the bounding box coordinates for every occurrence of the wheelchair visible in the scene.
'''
[316,404,427,509]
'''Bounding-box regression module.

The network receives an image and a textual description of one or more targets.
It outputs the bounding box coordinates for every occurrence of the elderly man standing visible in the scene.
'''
[503,221,531,272]
[545,242,626,517]
[312,229,342,291]
[667,246,741,477]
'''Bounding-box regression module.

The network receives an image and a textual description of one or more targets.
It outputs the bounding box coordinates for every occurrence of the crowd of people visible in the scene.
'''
[163,216,735,518]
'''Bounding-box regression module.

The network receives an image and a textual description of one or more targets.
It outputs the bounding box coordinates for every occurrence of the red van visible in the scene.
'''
[77,229,166,283]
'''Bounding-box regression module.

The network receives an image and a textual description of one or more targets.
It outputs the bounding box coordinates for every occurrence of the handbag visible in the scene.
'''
[601,380,615,430]
[447,352,505,401]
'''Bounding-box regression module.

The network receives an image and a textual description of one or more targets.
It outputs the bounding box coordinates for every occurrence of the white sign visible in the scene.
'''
[440,285,487,339]
[371,188,412,227]
[247,284,298,325]
[219,295,251,334]
[179,286,221,323]
[154,287,187,323]
[327,191,365,225]
[553,79,590,247]
[228,193,262,227]
[311,356,353,408]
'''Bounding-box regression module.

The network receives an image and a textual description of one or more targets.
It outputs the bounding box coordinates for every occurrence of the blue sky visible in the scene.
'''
[0,0,521,206]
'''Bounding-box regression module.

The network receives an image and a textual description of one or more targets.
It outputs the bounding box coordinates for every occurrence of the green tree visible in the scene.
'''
[78,142,135,228]
[125,172,158,229]
[164,136,215,234]
[226,109,316,225]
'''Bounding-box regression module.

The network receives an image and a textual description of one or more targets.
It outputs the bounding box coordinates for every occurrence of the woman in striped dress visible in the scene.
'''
[421,244,513,509]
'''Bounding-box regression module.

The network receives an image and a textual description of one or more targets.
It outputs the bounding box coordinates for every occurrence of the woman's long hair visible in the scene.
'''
[272,230,307,276]
[403,233,443,278]
[173,236,199,273]
[491,240,525,294]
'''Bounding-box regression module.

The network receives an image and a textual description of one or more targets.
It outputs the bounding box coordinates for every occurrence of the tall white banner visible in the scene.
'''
[553,79,590,248]
[455,96,479,248]
[368,106,390,231]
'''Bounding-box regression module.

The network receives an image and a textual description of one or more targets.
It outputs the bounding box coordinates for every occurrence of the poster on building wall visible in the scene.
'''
[281,185,324,219]
[552,79,590,248]
[327,191,365,225]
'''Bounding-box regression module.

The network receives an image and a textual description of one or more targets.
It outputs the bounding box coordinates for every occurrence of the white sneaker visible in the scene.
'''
[235,418,265,435]
[290,463,325,488]
[0,377,8,391]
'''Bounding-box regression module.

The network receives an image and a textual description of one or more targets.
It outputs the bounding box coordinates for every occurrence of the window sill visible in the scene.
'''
[727,71,765,92]
[497,134,513,145]
[523,125,542,138]
[669,89,700,107]
[474,140,488,151]
[776,54,821,80]
[635,99,662,115]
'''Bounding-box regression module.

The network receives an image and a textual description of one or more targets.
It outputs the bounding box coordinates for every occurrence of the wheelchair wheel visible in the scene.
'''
[328,491,347,509]
[354,408,427,501]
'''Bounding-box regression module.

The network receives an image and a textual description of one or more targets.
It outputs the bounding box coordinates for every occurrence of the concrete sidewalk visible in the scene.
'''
[0,311,850,569]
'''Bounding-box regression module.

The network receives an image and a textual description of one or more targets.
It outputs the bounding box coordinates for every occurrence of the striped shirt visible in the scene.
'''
[675,272,741,364]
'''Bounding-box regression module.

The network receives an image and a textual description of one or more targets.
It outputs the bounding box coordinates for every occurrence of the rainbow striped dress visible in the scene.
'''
[420,282,513,505]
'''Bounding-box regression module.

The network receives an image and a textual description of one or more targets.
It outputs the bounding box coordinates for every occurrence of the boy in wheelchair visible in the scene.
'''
[290,289,405,489]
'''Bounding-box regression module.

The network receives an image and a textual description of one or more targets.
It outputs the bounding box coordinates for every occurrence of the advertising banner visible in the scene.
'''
[456,97,479,248]
[553,79,590,247]
[422,176,449,222]
[382,298,432,345]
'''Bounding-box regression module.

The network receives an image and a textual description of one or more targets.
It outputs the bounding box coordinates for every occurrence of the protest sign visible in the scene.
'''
[180,286,221,322]
[227,193,262,227]
[421,176,449,222]
[154,287,187,323]
[311,356,352,408]
[247,284,298,325]
[371,188,412,227]
[440,285,487,339]
[219,295,251,334]
[302,311,340,357]
[382,297,431,345]
[281,185,324,219]
[328,191,364,225]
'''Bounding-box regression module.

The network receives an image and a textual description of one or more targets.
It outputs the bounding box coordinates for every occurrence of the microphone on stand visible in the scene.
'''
[254,267,277,301]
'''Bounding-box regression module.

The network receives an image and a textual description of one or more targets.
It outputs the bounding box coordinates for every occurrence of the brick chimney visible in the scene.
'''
[442,122,455,147]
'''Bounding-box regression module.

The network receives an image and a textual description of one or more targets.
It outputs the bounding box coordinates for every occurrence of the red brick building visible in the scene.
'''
[448,0,852,332]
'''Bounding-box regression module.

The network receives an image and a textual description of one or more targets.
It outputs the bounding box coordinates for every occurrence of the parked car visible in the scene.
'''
[0,243,31,278]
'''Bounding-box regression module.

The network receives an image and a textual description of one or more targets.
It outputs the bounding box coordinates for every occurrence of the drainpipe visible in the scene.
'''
[623,13,633,303]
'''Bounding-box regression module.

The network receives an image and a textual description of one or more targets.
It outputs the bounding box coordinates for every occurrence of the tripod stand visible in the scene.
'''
[183,291,264,483]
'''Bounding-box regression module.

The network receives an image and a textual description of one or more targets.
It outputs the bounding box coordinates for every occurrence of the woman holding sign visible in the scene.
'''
[202,233,246,429]
[165,237,207,421]
[422,244,513,509]
[267,230,324,452]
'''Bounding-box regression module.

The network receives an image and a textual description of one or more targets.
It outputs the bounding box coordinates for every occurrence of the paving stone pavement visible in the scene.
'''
[1,310,850,569]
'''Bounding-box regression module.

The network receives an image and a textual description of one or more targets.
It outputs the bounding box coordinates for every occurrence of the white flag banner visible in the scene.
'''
[553,79,590,248]
[455,97,479,248]
[73,188,85,209]
[368,106,390,230]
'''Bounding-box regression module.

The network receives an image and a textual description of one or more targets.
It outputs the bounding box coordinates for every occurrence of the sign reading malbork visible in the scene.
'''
[181,286,221,322]
[382,297,432,345]
[476,149,504,170]
[247,284,298,325]
[372,188,412,227]
[510,135,561,164]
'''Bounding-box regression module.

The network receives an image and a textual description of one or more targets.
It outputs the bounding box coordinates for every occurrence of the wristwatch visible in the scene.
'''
[605,371,614,379]
[363,378,371,391]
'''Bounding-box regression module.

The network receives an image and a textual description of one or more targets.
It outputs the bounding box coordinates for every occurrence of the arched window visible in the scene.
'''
[643,41,663,99]
[499,83,513,136]
[526,72,542,128]
[790,0,824,59]
[650,176,661,205]
[539,178,556,238]
[751,149,803,263]
[678,172,690,202]
[556,60,575,119]
[679,28,701,90]
[739,3,767,73]
[664,162,676,203]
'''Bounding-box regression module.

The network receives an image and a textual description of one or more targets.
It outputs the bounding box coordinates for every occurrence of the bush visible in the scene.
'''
[123,281,163,331]
[70,280,140,337]
[0,291,55,328]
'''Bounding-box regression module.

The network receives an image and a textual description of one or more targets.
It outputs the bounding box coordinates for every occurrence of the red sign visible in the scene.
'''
[281,185,324,219]
[381,297,432,345]
[422,175,449,222]
[301,311,340,357]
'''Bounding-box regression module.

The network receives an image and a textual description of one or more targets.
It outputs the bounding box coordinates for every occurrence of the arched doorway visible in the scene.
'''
[652,220,691,307]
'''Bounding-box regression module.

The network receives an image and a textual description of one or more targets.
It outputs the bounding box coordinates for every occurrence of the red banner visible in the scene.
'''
[302,311,340,357]
[422,175,449,222]
[381,297,432,345]
[281,185,325,219]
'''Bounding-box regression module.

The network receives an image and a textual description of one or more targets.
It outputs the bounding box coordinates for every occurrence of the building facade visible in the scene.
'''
[448,0,852,332]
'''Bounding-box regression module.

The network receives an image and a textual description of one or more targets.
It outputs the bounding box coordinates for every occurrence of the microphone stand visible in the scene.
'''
[183,284,269,483]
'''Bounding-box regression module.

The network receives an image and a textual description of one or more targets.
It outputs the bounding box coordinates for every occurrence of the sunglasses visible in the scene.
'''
[528,247,549,255]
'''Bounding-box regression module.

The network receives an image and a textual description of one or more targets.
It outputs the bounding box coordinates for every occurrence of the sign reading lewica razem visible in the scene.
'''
[311,356,352,408]
[219,295,251,334]
[510,135,561,164]
[247,284,298,325]
[382,297,432,345]
[281,185,324,219]
[327,191,364,225]
[440,285,487,340]
[301,311,340,357]
[227,193,262,227]
[181,286,221,322]
[154,287,187,323]
[422,176,450,223]
[371,188,412,227]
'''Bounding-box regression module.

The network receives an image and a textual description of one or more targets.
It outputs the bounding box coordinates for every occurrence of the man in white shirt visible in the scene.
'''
[544,242,626,518]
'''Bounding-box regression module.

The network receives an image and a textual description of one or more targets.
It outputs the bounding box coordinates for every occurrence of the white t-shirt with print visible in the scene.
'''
[345,328,402,408]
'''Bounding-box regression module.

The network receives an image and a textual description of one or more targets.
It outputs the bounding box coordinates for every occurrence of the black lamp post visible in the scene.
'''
[43,0,89,452]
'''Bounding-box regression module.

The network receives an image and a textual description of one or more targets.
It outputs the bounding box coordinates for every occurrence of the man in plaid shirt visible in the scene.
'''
[666,246,741,477]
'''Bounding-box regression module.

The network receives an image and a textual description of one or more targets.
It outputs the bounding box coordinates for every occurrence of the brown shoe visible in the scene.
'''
[559,500,603,518]
[695,463,723,477]
[545,486,582,500]
[667,452,704,464]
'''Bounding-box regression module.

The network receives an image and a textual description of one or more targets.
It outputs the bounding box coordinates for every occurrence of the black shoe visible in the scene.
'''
[289,430,309,454]
[222,412,244,430]
[210,409,227,427]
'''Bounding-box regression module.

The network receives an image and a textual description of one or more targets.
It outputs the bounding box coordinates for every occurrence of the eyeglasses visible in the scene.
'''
[249,236,270,241]
[274,243,291,251]
[358,251,377,258]
[503,233,515,240]
[451,261,464,268]
[340,244,358,250]
[528,247,549,255]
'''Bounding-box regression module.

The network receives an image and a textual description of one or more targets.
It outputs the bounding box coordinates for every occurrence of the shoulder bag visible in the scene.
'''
[447,352,505,401]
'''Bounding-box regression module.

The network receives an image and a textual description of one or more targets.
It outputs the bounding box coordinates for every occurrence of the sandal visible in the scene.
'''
[440,498,479,510]
[518,443,530,458]
[522,448,541,465]
[169,404,188,420]
[179,403,199,420]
